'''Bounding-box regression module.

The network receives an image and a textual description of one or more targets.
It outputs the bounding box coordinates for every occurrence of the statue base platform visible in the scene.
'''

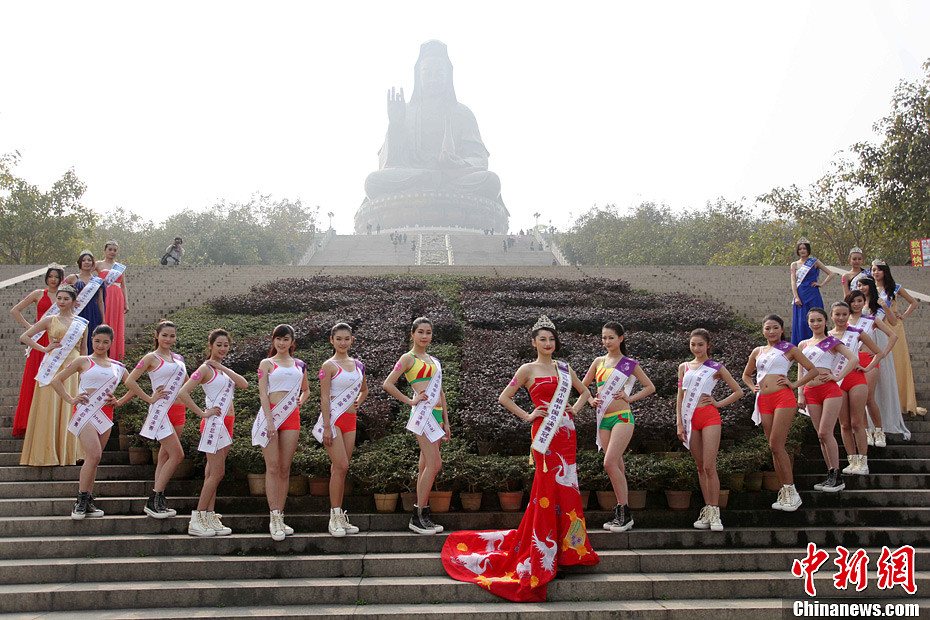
[354,192,509,234]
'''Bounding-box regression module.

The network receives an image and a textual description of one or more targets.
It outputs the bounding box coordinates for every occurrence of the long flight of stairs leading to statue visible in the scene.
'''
[1,265,928,617]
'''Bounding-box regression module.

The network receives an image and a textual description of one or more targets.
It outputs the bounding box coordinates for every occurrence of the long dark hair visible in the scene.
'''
[844,290,871,315]
[871,263,897,301]
[762,314,786,341]
[154,320,176,349]
[206,328,230,357]
[267,324,296,356]
[602,321,627,355]
[44,267,64,286]
[856,278,880,315]
[77,251,95,270]
[532,325,562,353]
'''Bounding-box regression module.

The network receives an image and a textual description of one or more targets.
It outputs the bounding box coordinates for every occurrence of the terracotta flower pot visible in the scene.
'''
[497,491,524,512]
[664,490,692,511]
[745,471,764,492]
[579,490,590,509]
[762,471,781,492]
[429,491,453,513]
[247,472,266,496]
[718,489,730,509]
[727,473,745,492]
[128,446,151,465]
[459,492,483,512]
[172,458,194,480]
[288,474,309,496]
[150,447,160,463]
[401,491,417,512]
[118,434,131,451]
[308,476,330,497]
[628,490,647,510]
[374,492,399,513]
[118,421,131,436]
[596,490,617,511]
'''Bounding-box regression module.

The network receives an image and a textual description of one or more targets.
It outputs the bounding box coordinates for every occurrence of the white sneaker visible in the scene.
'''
[874,429,887,448]
[207,511,232,536]
[281,512,294,536]
[842,455,860,475]
[188,510,216,537]
[708,506,724,532]
[339,508,360,535]
[328,508,346,537]
[866,429,874,446]
[772,486,788,510]
[855,455,869,475]
[781,485,802,512]
[693,505,711,530]
[269,510,286,541]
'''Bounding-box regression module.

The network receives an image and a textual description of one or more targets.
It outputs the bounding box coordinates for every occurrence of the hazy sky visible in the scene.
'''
[2,1,929,234]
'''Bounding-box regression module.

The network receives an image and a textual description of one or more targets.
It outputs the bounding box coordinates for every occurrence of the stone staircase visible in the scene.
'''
[416,234,450,266]
[1,265,928,617]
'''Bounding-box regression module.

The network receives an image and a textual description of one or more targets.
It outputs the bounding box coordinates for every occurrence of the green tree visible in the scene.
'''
[0,152,95,264]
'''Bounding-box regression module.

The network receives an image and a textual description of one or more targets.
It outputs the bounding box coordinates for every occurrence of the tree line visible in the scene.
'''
[558,60,930,267]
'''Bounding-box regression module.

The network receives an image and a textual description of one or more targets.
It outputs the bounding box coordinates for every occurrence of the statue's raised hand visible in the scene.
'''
[386,87,405,126]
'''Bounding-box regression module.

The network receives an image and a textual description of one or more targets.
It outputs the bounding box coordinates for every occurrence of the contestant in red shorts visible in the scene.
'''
[829,301,881,476]
[317,323,369,537]
[50,325,131,520]
[676,329,744,531]
[177,329,249,537]
[742,314,820,511]
[798,307,859,494]
[124,320,190,520]
[258,324,310,542]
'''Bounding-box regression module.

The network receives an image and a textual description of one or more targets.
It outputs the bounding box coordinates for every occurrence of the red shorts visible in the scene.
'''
[167,403,186,427]
[199,415,235,437]
[691,405,721,430]
[757,388,797,415]
[334,412,357,434]
[72,405,114,422]
[803,381,843,406]
[278,407,301,431]
[840,371,868,392]
[859,351,878,370]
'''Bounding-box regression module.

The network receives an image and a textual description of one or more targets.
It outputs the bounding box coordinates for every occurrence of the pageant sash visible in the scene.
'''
[833,327,862,376]
[848,268,868,292]
[853,314,875,336]
[251,381,302,448]
[67,363,121,437]
[102,262,126,286]
[35,316,89,386]
[752,341,794,425]
[199,373,235,454]
[680,360,721,449]
[313,360,363,443]
[531,361,572,455]
[140,356,186,441]
[406,356,445,443]
[795,256,817,288]
[31,276,103,346]
[595,357,638,451]
[804,336,841,370]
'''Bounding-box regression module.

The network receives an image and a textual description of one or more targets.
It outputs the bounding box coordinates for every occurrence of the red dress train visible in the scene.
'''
[12,290,52,438]
[441,376,599,602]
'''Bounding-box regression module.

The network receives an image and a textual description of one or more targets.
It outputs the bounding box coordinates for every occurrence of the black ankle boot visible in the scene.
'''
[408,505,435,535]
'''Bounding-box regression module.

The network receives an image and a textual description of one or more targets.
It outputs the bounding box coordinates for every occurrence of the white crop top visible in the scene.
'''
[148,353,186,389]
[802,341,842,370]
[756,344,793,378]
[267,359,305,393]
[681,365,718,395]
[201,368,233,406]
[80,359,124,393]
[328,359,364,394]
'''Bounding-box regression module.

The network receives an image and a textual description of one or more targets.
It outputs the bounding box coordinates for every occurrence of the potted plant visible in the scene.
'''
[661,457,698,511]
[128,432,153,465]
[456,453,490,512]
[575,449,605,510]
[228,431,266,496]
[351,450,406,513]
[488,455,531,512]
[624,453,658,511]
[355,433,420,512]
[300,445,332,497]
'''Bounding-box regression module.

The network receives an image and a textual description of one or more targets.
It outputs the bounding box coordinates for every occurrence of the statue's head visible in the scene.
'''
[412,40,456,104]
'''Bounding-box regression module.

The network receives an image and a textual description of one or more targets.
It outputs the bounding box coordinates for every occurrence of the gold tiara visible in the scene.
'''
[58,284,77,295]
[797,237,811,245]
[532,315,557,332]
[871,259,887,266]
[849,246,863,255]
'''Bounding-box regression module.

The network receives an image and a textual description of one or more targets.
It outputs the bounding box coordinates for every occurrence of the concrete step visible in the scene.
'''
[795,458,929,474]
[794,472,930,489]
[0,450,128,467]
[3,571,928,613]
[2,525,929,561]
[800,444,930,459]
[0,464,154,483]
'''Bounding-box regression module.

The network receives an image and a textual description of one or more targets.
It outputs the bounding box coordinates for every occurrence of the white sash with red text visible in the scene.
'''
[532,361,572,455]
[67,363,121,437]
[140,357,186,441]
[35,316,89,386]
[313,360,363,443]
[796,256,817,287]
[31,276,103,347]
[833,327,862,376]
[199,373,235,454]
[680,360,721,449]
[252,382,302,448]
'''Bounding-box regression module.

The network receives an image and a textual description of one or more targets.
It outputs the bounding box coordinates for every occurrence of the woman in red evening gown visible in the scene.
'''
[441,316,599,602]
[96,241,128,360]
[9,267,63,437]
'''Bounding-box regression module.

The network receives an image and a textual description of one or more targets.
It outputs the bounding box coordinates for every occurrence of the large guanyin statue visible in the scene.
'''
[356,40,509,233]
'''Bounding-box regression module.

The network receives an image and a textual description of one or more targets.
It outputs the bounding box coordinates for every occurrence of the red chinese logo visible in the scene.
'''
[876,545,917,594]
[792,542,829,597]
[792,543,918,597]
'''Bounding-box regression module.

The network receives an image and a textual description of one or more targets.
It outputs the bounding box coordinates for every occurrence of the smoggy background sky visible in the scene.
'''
[2,1,929,233]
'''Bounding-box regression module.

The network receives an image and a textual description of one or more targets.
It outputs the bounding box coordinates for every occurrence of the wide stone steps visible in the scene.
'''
[4,570,928,614]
